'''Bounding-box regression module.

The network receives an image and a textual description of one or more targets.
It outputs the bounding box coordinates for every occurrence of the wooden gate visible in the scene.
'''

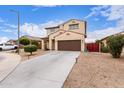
[86,43,99,52]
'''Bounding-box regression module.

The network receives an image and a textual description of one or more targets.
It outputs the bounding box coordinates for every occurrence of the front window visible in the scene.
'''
[50,28,55,32]
[69,24,79,30]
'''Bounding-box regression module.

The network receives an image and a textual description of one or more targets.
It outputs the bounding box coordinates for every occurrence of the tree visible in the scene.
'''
[96,40,101,44]
[24,45,37,55]
[107,35,124,58]
[31,40,39,47]
[19,37,30,45]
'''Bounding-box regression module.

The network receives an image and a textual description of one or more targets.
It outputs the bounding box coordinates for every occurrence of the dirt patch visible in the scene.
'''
[63,52,124,88]
[19,49,49,62]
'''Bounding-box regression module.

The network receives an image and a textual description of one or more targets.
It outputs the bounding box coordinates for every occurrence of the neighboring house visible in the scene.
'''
[7,39,17,45]
[101,31,124,46]
[20,35,42,49]
[100,31,124,52]
[41,19,87,51]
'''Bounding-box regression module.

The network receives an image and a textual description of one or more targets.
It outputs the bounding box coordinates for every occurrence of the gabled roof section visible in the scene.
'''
[48,29,66,36]
[45,19,86,29]
[45,25,59,29]
[101,31,124,41]
[54,30,85,39]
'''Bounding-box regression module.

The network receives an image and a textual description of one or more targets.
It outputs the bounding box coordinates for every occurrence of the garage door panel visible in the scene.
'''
[58,40,81,51]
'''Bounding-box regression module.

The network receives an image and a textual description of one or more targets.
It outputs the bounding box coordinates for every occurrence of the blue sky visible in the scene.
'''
[0,5,124,43]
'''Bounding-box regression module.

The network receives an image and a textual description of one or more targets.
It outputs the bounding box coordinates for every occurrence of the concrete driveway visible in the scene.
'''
[0,51,80,88]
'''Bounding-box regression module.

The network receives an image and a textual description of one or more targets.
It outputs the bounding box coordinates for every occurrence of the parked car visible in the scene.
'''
[0,43,18,51]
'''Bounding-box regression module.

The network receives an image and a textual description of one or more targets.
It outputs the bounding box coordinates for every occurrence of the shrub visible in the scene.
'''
[96,40,101,44]
[24,45,37,55]
[31,40,39,47]
[107,35,124,58]
[19,37,30,46]
[101,46,109,53]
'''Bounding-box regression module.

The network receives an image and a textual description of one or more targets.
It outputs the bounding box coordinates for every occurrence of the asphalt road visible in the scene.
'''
[0,53,21,82]
[0,51,80,88]
[0,56,5,61]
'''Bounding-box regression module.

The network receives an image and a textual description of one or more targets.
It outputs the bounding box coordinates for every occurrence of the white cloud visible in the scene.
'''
[106,6,124,21]
[0,17,5,23]
[85,5,124,22]
[34,5,57,7]
[0,25,17,34]
[94,18,99,21]
[4,23,17,28]
[32,5,58,11]
[0,36,9,44]
[87,26,124,41]
[85,38,96,43]
[21,20,64,37]
[85,5,124,41]
[85,5,110,18]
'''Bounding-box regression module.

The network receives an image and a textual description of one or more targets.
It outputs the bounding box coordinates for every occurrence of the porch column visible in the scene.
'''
[81,40,85,52]
[49,38,52,51]
[41,40,45,50]
[55,40,58,51]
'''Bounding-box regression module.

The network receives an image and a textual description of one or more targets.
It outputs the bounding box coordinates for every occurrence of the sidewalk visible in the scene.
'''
[0,52,21,82]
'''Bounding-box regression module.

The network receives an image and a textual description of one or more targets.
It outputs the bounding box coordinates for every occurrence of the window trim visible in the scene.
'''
[69,24,79,30]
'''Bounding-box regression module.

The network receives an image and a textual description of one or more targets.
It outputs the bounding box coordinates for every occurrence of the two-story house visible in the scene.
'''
[41,19,87,51]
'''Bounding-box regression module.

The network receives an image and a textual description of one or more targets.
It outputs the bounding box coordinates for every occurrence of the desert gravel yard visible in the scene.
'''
[19,49,49,62]
[64,52,124,88]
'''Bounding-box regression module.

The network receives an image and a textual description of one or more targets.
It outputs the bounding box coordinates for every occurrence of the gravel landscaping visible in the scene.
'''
[20,49,49,61]
[63,52,124,88]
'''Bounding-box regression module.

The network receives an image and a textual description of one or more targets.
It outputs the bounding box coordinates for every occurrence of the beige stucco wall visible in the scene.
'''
[101,39,107,46]
[59,19,86,34]
[55,31,84,40]
[41,40,45,50]
[49,30,65,50]
[122,47,124,53]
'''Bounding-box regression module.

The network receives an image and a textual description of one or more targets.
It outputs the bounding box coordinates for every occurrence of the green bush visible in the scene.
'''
[96,40,101,44]
[31,40,39,47]
[101,46,109,53]
[24,45,37,55]
[19,37,30,45]
[107,35,124,58]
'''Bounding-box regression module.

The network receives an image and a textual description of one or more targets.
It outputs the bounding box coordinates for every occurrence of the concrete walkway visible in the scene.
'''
[0,53,21,82]
[0,51,79,88]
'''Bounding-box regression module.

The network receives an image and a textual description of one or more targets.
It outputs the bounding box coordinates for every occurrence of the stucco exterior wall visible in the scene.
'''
[55,31,84,40]
[101,39,107,46]
[62,19,85,34]
[49,30,65,50]
[41,40,45,50]
[122,48,124,53]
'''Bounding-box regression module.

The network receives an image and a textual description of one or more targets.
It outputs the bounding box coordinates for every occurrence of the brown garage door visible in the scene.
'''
[58,40,81,51]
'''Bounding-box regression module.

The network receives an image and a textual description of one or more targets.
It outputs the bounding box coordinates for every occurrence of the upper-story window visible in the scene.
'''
[69,24,79,30]
[50,28,55,32]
